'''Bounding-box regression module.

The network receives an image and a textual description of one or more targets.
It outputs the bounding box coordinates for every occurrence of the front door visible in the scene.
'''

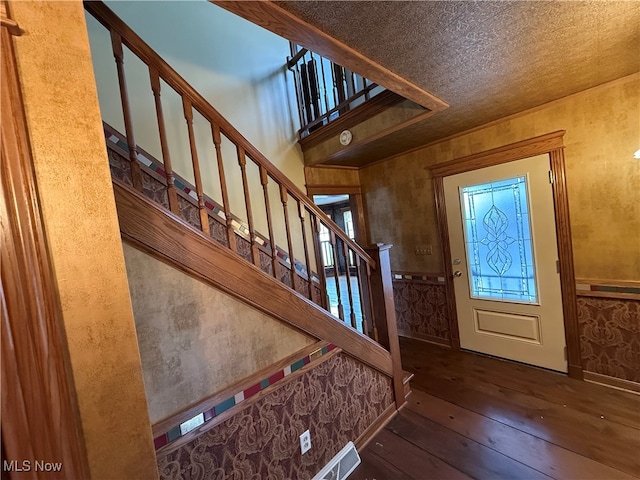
[444,154,567,372]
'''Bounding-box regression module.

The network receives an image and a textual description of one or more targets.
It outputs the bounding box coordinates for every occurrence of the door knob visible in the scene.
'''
[453,270,463,277]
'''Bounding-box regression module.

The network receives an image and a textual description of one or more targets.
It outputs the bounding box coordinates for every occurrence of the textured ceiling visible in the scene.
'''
[275,1,640,165]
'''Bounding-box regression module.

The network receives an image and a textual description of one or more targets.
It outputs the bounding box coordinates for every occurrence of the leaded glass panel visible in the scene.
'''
[460,175,538,303]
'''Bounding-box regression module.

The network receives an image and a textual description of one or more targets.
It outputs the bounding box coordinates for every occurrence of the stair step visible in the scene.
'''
[403,370,414,400]
[403,370,415,385]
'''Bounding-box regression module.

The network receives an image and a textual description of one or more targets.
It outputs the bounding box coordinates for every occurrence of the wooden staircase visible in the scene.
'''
[87,0,406,412]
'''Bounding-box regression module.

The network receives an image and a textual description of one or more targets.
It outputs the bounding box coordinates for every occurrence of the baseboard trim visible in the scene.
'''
[568,363,583,381]
[355,403,397,451]
[399,332,452,348]
[583,371,640,395]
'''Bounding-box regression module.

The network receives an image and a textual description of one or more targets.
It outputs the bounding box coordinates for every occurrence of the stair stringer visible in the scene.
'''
[114,180,393,377]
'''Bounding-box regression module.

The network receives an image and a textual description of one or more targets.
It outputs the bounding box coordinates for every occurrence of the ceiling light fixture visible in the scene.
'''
[634,149,640,159]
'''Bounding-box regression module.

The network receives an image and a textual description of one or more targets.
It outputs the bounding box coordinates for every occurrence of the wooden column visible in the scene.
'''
[330,230,344,321]
[212,124,236,252]
[260,166,279,278]
[365,243,405,410]
[280,184,297,289]
[182,97,209,234]
[237,147,259,266]
[311,215,329,309]
[355,255,371,337]
[110,30,143,192]
[342,242,357,329]
[149,67,179,215]
[298,202,314,301]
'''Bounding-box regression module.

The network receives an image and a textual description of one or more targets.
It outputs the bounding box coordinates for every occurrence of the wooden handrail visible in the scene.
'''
[115,182,393,375]
[90,1,406,408]
[84,1,374,268]
[286,46,308,69]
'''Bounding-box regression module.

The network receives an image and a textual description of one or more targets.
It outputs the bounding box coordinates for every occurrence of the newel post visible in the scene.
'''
[365,243,405,410]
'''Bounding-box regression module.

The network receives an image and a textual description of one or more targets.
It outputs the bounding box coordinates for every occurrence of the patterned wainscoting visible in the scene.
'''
[156,351,393,480]
[576,280,640,388]
[392,273,451,346]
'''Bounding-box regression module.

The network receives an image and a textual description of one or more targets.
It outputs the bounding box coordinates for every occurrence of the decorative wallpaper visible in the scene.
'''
[393,276,450,344]
[156,353,393,480]
[154,344,337,451]
[577,296,640,384]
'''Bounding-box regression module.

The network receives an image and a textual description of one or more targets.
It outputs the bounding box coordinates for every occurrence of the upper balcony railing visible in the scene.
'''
[287,43,385,138]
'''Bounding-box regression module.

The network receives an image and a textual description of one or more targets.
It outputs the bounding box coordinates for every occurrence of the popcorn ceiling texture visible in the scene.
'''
[10,1,158,477]
[276,1,640,166]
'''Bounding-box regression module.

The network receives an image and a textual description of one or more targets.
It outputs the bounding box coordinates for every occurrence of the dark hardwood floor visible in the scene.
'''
[351,337,640,480]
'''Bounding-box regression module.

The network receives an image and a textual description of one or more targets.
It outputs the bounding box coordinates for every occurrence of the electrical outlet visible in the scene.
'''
[415,245,432,255]
[300,429,311,454]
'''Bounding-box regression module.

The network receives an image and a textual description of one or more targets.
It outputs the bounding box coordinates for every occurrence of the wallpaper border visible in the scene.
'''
[153,342,337,455]
[576,279,640,300]
[104,122,317,281]
[393,271,446,285]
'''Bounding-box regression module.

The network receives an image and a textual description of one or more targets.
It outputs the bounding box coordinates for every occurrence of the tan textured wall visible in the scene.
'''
[305,166,361,187]
[361,74,640,281]
[122,244,316,423]
[304,100,426,164]
[10,2,158,478]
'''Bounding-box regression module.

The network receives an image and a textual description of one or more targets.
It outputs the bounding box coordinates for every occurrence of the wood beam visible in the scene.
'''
[210,0,449,113]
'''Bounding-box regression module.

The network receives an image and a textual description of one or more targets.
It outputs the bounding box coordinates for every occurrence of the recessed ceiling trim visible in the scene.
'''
[210,0,449,113]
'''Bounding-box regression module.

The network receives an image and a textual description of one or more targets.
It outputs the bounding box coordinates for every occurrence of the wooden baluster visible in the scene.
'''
[110,31,142,192]
[149,67,179,215]
[182,97,209,234]
[280,185,297,289]
[298,202,314,301]
[291,55,306,131]
[311,215,329,309]
[330,230,344,321]
[342,242,357,329]
[354,255,370,337]
[237,147,259,266]
[260,166,279,279]
[212,124,236,251]
[365,244,404,409]
[362,75,370,101]
[365,262,378,343]
[318,54,331,114]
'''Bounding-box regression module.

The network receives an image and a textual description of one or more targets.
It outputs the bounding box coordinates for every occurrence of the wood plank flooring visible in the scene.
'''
[351,337,640,480]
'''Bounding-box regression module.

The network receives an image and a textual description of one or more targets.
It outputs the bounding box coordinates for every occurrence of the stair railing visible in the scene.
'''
[287,43,384,138]
[85,1,390,341]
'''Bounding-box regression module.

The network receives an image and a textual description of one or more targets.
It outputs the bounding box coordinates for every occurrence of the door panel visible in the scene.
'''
[444,154,567,372]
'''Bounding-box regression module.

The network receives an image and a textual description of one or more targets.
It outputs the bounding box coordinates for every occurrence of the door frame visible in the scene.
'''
[431,131,582,379]
[306,184,368,246]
